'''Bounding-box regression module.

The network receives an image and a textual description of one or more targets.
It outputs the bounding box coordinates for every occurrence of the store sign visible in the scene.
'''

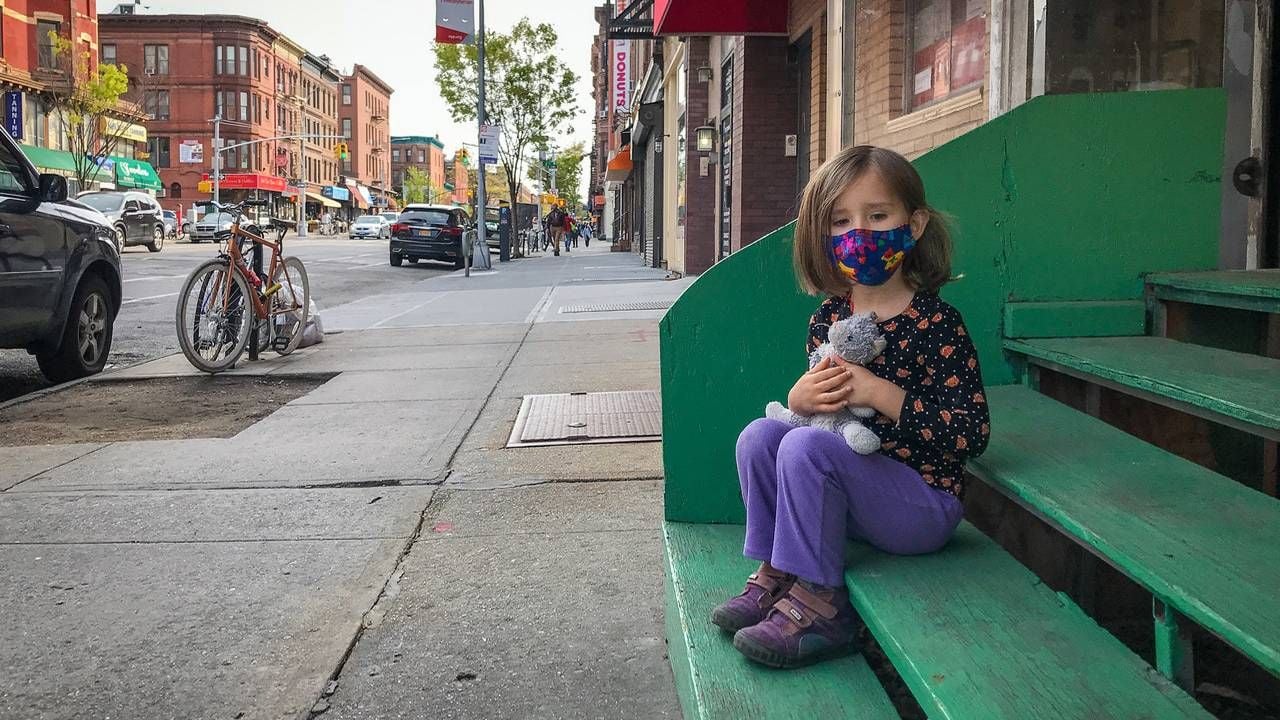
[179,140,204,164]
[611,39,630,111]
[436,0,474,44]
[322,185,350,201]
[478,123,500,165]
[4,92,22,140]
[100,116,147,143]
[203,173,287,193]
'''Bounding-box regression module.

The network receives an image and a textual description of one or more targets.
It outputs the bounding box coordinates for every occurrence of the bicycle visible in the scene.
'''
[175,199,310,374]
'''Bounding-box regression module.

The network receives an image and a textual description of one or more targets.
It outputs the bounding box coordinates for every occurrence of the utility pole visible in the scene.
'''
[297,124,307,238]
[212,114,221,205]
[471,0,488,279]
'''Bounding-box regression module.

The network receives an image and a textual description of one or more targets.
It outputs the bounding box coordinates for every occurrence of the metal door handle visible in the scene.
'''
[1233,156,1262,197]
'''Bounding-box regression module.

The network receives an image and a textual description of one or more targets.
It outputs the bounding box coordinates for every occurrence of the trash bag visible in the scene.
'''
[300,297,324,348]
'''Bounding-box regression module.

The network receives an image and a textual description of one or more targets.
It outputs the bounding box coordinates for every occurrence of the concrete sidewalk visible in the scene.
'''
[0,245,686,720]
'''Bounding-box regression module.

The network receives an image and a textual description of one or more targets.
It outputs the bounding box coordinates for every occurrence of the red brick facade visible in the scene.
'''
[391,137,447,203]
[681,37,716,274]
[730,35,798,253]
[338,65,393,200]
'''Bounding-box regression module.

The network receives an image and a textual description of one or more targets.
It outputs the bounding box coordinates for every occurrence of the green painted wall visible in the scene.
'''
[660,89,1225,524]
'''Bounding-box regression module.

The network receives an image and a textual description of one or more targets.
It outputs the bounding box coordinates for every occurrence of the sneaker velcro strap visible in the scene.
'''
[746,572,781,596]
[788,583,839,620]
[772,598,812,629]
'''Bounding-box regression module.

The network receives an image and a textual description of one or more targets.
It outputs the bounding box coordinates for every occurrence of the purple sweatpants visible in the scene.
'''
[737,418,964,587]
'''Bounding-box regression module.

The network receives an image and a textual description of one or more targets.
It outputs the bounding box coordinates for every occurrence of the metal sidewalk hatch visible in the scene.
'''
[507,391,662,447]
[559,300,673,314]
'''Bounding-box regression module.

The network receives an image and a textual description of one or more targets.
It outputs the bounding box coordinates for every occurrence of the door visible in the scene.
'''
[0,141,68,343]
[1221,0,1276,268]
[122,197,145,243]
[719,56,734,261]
[792,32,813,200]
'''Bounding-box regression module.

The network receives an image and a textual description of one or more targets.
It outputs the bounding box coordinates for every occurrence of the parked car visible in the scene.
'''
[379,211,399,224]
[484,207,501,250]
[389,205,472,268]
[77,189,166,253]
[190,211,235,243]
[0,130,122,382]
[162,209,180,239]
[350,214,390,239]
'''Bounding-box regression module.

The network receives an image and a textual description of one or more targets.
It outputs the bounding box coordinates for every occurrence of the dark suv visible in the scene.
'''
[78,190,166,253]
[390,205,473,268]
[0,131,122,382]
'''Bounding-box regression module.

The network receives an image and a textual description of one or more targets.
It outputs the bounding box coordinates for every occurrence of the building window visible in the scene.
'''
[239,92,249,122]
[342,118,351,139]
[37,21,60,70]
[392,148,400,161]
[145,90,170,120]
[169,182,182,198]
[148,137,171,167]
[906,0,986,110]
[239,46,249,76]
[144,44,169,75]
[102,44,117,65]
[342,85,351,105]
[417,150,425,163]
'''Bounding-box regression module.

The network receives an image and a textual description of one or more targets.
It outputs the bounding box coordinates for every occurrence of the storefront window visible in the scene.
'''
[1042,0,1222,94]
[676,57,688,247]
[906,0,986,109]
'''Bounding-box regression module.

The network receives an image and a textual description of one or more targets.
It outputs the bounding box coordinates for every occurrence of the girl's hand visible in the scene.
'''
[831,358,907,421]
[787,356,854,415]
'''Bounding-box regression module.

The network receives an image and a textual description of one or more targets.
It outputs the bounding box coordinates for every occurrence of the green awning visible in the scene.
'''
[112,156,162,191]
[20,144,77,173]
[19,144,112,183]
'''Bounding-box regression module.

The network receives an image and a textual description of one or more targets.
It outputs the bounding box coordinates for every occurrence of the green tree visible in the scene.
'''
[47,32,135,191]
[434,19,577,212]
[401,167,430,204]
[528,140,585,210]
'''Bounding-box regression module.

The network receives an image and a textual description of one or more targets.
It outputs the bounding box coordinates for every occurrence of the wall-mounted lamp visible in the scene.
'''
[695,121,717,153]
[695,65,714,83]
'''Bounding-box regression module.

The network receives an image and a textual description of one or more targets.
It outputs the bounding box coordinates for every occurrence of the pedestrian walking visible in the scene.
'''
[562,210,574,253]
[581,222,592,247]
[712,145,990,669]
[547,206,563,256]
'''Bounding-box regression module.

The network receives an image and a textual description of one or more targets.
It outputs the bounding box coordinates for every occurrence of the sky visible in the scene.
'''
[133,0,602,197]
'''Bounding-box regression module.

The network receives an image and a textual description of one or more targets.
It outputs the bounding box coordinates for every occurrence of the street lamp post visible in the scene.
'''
[471,0,488,279]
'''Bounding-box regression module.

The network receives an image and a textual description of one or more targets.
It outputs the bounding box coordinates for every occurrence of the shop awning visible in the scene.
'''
[20,145,111,183]
[357,185,374,206]
[305,191,340,208]
[112,157,162,191]
[323,185,351,202]
[653,0,788,36]
[605,146,633,182]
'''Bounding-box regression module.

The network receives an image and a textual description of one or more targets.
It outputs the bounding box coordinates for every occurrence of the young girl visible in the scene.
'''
[712,145,990,669]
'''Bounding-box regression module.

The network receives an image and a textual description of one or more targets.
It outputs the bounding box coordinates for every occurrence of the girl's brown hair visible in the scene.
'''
[793,145,952,297]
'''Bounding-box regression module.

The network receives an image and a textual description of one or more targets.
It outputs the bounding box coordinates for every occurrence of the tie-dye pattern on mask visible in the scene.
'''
[828,224,916,286]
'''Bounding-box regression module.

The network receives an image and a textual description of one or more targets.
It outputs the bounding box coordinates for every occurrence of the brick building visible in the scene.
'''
[298,52,342,217]
[338,64,393,210]
[2,0,153,193]
[390,135,448,204]
[450,151,469,205]
[98,13,311,218]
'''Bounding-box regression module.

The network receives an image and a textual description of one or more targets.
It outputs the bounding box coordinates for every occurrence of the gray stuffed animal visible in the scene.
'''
[765,312,887,454]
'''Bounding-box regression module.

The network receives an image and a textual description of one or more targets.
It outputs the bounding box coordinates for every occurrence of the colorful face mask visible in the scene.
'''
[829,224,916,286]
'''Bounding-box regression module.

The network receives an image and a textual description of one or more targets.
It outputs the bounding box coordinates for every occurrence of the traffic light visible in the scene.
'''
[333,142,349,160]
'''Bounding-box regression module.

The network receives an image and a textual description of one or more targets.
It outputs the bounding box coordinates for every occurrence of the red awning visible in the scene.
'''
[654,0,787,36]
[201,173,288,193]
[605,146,633,182]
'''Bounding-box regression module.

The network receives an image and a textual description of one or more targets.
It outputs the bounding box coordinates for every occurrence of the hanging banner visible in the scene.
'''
[436,0,475,44]
[179,140,204,163]
[478,123,500,165]
[4,92,22,141]
[611,0,630,113]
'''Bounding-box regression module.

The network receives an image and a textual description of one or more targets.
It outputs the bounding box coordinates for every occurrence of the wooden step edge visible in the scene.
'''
[1147,273,1280,315]
[1004,338,1280,438]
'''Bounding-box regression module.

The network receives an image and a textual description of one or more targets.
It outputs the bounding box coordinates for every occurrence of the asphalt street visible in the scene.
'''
[0,234,454,403]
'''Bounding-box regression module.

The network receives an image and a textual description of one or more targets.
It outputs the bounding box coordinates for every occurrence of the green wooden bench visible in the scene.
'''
[845,523,1210,719]
[1006,336,1280,440]
[970,385,1280,684]
[1147,270,1280,315]
[664,522,899,720]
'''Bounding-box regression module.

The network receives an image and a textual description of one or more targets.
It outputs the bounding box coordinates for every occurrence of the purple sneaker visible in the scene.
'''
[732,580,860,668]
[710,564,796,633]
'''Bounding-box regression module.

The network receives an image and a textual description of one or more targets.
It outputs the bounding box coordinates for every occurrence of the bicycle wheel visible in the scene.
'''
[175,258,253,373]
[269,255,309,356]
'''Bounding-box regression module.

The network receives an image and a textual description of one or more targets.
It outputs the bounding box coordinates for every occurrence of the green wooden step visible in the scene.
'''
[663,522,897,720]
[1007,336,1280,440]
[1147,269,1280,314]
[971,385,1280,677]
[846,523,1210,719]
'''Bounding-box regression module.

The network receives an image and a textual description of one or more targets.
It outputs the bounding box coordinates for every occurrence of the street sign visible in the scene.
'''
[436,0,474,44]
[4,92,23,140]
[478,124,500,165]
